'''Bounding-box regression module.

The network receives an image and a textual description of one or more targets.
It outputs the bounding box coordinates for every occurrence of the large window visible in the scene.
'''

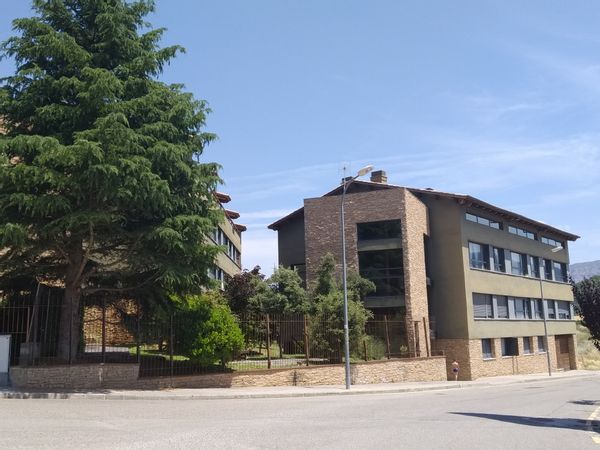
[501,338,519,356]
[534,299,544,319]
[510,251,528,276]
[523,337,532,354]
[496,296,509,319]
[508,225,536,240]
[537,336,547,353]
[531,256,540,278]
[493,247,505,272]
[357,220,401,241]
[513,297,532,319]
[546,300,556,319]
[466,212,502,229]
[482,339,494,359]
[469,242,490,270]
[553,262,567,282]
[473,293,493,318]
[358,249,404,297]
[557,301,572,319]
[544,259,553,280]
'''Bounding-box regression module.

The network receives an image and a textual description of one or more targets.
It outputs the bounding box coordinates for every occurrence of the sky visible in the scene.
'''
[1,1,599,273]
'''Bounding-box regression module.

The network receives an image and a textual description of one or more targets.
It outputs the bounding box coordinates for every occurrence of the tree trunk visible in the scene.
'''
[57,284,82,362]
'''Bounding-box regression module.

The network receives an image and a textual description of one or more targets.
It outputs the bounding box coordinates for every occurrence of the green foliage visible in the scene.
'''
[172,292,244,367]
[251,266,309,314]
[0,1,222,357]
[223,266,264,316]
[309,253,374,358]
[574,277,600,352]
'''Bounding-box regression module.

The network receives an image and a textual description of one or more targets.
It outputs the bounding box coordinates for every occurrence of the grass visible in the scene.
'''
[128,346,190,361]
[576,322,600,370]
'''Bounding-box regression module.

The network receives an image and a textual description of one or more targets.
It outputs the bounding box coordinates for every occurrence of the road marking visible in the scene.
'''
[586,404,600,444]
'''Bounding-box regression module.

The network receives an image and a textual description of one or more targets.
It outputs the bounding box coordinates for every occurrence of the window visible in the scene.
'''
[358,249,404,297]
[501,338,519,356]
[513,297,532,319]
[482,339,494,359]
[534,299,544,319]
[546,300,556,319]
[557,301,572,320]
[537,336,547,353]
[493,247,505,272]
[510,251,527,276]
[544,259,553,280]
[469,242,490,270]
[531,256,540,278]
[466,212,502,229]
[208,266,225,290]
[541,236,563,248]
[473,293,493,318]
[523,337,532,354]
[496,296,509,318]
[508,225,536,240]
[553,262,567,282]
[357,220,401,241]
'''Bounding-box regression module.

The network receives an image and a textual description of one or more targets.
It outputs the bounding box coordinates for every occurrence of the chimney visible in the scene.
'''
[370,170,387,184]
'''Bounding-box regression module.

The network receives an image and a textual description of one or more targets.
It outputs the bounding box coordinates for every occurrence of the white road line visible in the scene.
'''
[586,404,600,444]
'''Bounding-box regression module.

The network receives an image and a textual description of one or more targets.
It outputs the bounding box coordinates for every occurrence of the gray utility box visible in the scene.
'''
[0,335,10,386]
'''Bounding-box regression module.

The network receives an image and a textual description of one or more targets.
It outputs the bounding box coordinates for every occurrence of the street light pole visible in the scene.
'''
[539,245,563,377]
[340,165,373,390]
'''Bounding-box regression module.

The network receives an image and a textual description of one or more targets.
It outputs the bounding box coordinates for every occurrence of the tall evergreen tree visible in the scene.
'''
[0,0,221,360]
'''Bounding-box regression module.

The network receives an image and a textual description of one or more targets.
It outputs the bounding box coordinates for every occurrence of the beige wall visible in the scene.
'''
[215,214,242,278]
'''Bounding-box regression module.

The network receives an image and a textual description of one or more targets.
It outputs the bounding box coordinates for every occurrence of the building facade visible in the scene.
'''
[209,192,245,289]
[268,171,579,380]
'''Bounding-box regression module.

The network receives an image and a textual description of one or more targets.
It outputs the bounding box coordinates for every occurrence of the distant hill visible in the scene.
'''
[570,260,600,282]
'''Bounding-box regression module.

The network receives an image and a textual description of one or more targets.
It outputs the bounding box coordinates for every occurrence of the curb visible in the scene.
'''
[1,372,597,401]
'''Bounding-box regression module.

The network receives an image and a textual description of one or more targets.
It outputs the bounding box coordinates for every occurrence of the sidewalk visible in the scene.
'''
[1,370,598,401]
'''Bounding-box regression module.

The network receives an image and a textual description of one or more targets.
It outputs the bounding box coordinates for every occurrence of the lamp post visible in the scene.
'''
[340,164,373,390]
[539,245,563,377]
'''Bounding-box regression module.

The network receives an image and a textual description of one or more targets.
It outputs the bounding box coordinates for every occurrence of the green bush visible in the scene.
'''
[360,335,388,361]
[173,292,244,367]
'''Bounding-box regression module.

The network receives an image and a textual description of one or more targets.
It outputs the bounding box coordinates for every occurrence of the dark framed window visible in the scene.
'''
[557,301,571,319]
[535,299,544,319]
[496,296,509,318]
[541,236,563,248]
[466,212,502,229]
[544,259,553,280]
[501,338,519,356]
[523,337,532,354]
[531,256,540,278]
[473,293,493,318]
[546,300,556,319]
[493,247,505,272]
[553,262,567,282]
[537,336,547,352]
[357,220,401,241]
[469,242,490,270]
[508,225,536,240]
[358,249,404,297]
[482,339,494,359]
[510,251,527,276]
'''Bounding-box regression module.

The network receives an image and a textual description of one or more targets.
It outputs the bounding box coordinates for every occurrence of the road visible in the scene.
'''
[1,376,600,449]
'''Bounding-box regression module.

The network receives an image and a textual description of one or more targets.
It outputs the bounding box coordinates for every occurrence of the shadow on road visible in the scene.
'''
[451,412,597,432]
[570,400,600,406]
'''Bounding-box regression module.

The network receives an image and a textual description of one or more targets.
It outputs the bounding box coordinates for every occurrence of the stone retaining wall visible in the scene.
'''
[10,356,446,390]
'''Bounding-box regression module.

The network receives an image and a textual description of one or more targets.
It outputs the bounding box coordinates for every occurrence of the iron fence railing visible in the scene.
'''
[0,287,435,379]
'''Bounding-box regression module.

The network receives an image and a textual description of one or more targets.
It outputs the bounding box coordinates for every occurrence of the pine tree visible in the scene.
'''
[0,0,221,360]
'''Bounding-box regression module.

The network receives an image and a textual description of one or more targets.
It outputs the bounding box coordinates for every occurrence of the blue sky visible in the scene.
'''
[1,1,599,273]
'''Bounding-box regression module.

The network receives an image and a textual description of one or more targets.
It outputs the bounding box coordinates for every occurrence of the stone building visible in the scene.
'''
[268,170,579,380]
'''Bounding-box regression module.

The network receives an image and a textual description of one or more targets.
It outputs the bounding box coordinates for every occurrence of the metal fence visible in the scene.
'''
[0,287,420,379]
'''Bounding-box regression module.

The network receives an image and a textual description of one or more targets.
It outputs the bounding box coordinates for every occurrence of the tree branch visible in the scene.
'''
[74,222,94,283]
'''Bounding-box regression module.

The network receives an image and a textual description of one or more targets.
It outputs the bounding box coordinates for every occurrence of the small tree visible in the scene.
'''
[574,277,600,351]
[309,254,374,360]
[223,266,264,316]
[251,266,309,314]
[173,291,244,368]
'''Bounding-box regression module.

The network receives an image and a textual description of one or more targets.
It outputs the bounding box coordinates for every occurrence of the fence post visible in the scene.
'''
[363,338,368,361]
[265,314,271,369]
[169,312,174,385]
[384,315,391,359]
[423,317,430,357]
[136,300,141,364]
[303,315,310,367]
[101,298,107,364]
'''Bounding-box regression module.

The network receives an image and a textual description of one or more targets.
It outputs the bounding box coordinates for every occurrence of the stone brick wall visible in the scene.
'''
[434,334,578,380]
[10,364,140,390]
[10,357,447,390]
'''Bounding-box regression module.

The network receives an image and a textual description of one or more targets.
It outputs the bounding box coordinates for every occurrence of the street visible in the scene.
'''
[1,376,600,449]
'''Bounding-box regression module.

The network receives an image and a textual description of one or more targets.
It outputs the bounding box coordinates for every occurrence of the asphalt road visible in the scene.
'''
[1,377,600,449]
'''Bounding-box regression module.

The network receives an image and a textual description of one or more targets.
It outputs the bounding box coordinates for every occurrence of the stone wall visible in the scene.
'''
[10,357,447,390]
[434,334,578,380]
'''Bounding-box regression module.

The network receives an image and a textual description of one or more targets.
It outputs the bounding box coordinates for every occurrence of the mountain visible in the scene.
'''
[570,260,600,282]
